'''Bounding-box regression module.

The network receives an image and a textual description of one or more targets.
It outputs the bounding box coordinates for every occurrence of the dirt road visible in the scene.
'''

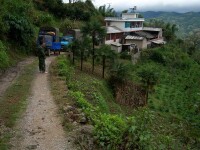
[10,56,75,150]
[0,57,35,98]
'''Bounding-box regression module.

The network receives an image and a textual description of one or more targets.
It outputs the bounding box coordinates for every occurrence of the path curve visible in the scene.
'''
[11,56,74,150]
[0,57,35,98]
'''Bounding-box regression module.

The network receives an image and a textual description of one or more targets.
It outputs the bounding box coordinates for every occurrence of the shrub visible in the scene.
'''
[149,50,166,64]
[68,91,99,122]
[4,14,34,50]
[94,114,127,149]
[33,13,54,26]
[0,41,9,70]
[56,56,74,82]
[120,51,131,60]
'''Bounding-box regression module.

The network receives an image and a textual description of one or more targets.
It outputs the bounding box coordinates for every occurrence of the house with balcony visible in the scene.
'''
[104,8,165,51]
[105,9,144,45]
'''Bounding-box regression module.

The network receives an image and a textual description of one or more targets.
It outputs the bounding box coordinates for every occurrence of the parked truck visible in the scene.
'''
[37,27,61,56]
[63,29,82,41]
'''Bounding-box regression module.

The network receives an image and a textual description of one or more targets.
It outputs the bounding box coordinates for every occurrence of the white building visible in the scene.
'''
[105,9,144,45]
[104,8,165,51]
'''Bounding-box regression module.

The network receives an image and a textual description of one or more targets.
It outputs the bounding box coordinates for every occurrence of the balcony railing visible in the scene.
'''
[105,17,144,21]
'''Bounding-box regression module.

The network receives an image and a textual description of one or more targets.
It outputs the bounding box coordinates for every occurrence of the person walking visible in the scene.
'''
[37,37,47,73]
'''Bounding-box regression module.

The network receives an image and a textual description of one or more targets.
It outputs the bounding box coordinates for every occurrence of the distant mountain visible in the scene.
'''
[140,11,200,37]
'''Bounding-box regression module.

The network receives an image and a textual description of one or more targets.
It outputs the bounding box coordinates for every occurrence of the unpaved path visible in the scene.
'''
[0,57,35,98]
[10,56,75,150]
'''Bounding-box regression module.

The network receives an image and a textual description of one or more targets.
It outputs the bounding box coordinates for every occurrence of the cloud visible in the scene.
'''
[63,0,200,12]
[93,0,200,12]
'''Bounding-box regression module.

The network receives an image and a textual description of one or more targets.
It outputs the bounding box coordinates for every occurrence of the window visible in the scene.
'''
[125,22,130,28]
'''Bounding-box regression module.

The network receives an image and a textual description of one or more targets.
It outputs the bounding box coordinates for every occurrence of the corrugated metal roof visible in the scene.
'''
[106,26,123,34]
[143,27,162,32]
[125,35,144,40]
[152,39,166,44]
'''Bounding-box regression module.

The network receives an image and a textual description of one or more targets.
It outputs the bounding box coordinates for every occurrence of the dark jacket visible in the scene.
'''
[37,45,45,59]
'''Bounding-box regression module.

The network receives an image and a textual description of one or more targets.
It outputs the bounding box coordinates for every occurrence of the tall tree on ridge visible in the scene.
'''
[81,18,106,73]
[97,44,117,78]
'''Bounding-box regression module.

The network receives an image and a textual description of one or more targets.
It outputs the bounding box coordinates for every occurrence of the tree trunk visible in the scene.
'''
[102,56,105,78]
[81,49,83,71]
[72,46,75,64]
[145,79,150,105]
[92,36,95,73]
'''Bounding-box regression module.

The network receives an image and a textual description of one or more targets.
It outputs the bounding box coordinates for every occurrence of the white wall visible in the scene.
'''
[122,13,137,19]
[105,39,120,45]
[110,21,143,32]
[126,39,147,50]
[111,45,122,53]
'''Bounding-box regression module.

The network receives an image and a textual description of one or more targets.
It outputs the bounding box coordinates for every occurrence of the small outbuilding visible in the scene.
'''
[111,42,122,53]
[125,35,147,50]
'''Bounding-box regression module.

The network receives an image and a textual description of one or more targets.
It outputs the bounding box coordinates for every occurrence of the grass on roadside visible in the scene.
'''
[49,58,76,131]
[0,59,37,150]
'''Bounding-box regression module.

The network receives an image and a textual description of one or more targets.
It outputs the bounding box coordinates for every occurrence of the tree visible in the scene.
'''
[185,29,200,55]
[98,4,116,17]
[81,18,106,73]
[144,19,178,41]
[137,67,159,105]
[164,23,178,41]
[70,39,79,64]
[79,36,92,71]
[97,45,117,78]
[109,62,130,84]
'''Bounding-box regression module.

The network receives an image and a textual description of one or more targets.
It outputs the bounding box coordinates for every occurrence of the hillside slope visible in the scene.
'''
[140,11,200,37]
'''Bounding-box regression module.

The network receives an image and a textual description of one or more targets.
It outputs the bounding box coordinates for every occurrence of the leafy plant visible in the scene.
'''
[137,65,159,105]
[0,41,9,70]
[97,44,118,78]
[81,17,106,73]
[56,55,74,82]
[94,114,127,149]
[4,14,34,50]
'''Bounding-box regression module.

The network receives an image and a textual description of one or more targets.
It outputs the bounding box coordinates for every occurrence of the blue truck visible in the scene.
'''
[37,27,61,56]
[60,35,74,50]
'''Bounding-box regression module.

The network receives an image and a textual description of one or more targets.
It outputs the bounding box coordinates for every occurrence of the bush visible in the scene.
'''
[94,114,127,149]
[33,13,54,26]
[120,51,131,60]
[149,50,166,64]
[0,41,9,70]
[4,14,34,50]
[56,55,74,82]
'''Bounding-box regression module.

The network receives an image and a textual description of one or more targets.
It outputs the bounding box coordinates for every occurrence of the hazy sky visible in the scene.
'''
[63,0,200,12]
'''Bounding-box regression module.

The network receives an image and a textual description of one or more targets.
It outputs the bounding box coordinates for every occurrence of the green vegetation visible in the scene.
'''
[0,41,9,70]
[0,0,104,70]
[55,45,200,149]
[98,4,116,17]
[52,13,199,148]
[1,0,200,149]
[0,60,37,149]
[81,17,106,73]
[141,11,200,37]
